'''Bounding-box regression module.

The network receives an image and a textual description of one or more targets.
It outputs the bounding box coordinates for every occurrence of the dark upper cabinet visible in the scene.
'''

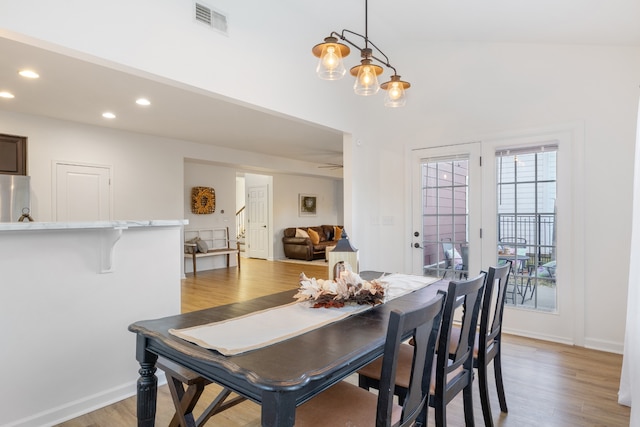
[0,134,27,175]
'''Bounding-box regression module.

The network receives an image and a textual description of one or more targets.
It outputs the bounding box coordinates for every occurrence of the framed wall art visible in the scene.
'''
[191,186,215,214]
[299,193,317,216]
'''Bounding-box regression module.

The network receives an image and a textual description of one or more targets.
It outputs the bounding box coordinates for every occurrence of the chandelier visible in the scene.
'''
[311,0,411,107]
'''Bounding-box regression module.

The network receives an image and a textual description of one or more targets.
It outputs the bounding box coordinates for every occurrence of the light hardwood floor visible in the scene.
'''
[57,258,630,426]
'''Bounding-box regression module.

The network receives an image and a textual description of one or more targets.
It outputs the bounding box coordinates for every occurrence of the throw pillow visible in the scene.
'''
[196,239,209,253]
[295,228,310,238]
[334,226,343,241]
[307,228,320,245]
[185,237,199,254]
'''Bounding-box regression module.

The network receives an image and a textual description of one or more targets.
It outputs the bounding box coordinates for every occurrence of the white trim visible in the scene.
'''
[584,337,624,355]
[9,375,166,427]
[482,121,585,347]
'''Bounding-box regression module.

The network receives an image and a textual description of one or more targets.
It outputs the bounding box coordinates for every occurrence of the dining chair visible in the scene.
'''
[449,262,511,426]
[295,293,446,427]
[358,273,486,427]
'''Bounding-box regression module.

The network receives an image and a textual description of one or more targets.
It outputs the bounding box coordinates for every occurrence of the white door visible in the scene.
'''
[247,184,268,259]
[55,162,111,221]
[411,143,482,278]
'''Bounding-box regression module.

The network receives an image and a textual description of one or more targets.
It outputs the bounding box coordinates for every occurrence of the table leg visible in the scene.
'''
[261,391,296,427]
[136,335,158,427]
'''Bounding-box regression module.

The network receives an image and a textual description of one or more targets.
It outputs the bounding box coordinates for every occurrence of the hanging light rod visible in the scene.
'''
[311,0,410,107]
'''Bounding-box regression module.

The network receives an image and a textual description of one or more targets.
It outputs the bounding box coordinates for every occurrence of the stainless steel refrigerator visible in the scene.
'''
[0,175,31,222]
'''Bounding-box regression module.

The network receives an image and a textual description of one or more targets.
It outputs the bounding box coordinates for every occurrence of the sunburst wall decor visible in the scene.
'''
[191,186,215,214]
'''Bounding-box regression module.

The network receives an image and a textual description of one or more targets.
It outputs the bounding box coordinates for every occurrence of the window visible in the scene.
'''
[496,146,557,311]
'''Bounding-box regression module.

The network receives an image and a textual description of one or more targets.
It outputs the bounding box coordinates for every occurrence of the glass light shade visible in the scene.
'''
[384,81,405,107]
[312,37,350,80]
[351,60,383,96]
[316,45,346,80]
[381,76,411,107]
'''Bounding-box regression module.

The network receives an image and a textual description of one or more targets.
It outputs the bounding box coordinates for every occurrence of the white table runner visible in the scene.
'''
[169,273,440,355]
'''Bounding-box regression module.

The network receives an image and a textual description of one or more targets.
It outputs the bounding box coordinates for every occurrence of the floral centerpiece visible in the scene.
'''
[294,270,387,308]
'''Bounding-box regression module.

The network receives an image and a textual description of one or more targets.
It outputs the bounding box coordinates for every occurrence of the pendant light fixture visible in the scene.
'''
[311,0,410,107]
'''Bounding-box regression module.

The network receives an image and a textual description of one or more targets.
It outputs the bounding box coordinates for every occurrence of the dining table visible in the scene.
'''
[128,273,446,427]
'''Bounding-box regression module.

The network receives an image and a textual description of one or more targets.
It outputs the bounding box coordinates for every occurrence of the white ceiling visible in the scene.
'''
[1,1,639,167]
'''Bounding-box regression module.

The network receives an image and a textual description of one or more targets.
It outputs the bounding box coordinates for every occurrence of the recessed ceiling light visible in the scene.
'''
[136,98,151,106]
[0,91,15,99]
[18,70,39,79]
[102,112,116,119]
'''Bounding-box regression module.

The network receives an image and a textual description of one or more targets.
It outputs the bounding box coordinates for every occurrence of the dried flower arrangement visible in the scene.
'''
[294,271,387,308]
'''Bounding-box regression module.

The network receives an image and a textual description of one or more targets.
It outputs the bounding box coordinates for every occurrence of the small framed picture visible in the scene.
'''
[299,194,317,216]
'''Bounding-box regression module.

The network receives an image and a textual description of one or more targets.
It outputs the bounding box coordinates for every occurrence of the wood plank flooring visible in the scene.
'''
[57,258,630,426]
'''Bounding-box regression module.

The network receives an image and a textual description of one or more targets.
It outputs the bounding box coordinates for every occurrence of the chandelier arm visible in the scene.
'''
[370,55,397,75]
[336,29,394,71]
[338,29,367,49]
[363,39,391,66]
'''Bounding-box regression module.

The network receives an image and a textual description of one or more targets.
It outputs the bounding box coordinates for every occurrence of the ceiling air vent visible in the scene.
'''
[195,2,228,35]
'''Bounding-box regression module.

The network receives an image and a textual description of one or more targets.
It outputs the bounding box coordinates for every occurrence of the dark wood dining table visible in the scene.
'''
[128,276,446,427]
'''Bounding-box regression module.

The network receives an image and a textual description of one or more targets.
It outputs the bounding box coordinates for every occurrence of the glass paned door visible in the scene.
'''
[422,159,469,278]
[412,143,481,277]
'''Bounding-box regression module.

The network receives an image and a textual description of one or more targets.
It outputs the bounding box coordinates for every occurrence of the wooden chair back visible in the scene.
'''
[381,294,445,426]
[433,273,486,424]
[479,261,512,360]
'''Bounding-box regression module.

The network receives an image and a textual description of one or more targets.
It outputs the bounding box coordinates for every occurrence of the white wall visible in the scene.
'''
[0,111,184,222]
[273,173,344,260]
[184,161,238,271]
[0,225,181,427]
[236,176,245,213]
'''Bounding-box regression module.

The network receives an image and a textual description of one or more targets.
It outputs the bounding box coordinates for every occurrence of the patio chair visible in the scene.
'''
[459,244,469,279]
[295,294,445,427]
[358,273,486,427]
[521,264,537,303]
[520,260,555,304]
[442,238,463,279]
[499,237,527,304]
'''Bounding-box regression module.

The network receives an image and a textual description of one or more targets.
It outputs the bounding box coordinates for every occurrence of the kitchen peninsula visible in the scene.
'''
[0,220,185,427]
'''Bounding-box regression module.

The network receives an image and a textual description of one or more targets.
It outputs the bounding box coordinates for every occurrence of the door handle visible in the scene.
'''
[413,243,423,249]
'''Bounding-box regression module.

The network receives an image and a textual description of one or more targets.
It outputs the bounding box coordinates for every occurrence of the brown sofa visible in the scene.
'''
[282,225,343,261]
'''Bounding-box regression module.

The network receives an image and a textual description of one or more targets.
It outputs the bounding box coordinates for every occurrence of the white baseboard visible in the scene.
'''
[6,374,167,427]
[503,328,624,354]
[502,327,574,347]
[584,337,624,354]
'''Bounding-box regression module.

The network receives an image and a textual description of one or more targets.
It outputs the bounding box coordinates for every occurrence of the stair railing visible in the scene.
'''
[236,206,246,240]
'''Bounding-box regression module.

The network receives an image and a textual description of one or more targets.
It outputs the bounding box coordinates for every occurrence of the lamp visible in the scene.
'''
[381,74,410,107]
[311,0,411,106]
[327,229,359,280]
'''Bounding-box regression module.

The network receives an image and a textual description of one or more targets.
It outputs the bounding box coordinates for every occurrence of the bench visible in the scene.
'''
[184,227,240,275]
